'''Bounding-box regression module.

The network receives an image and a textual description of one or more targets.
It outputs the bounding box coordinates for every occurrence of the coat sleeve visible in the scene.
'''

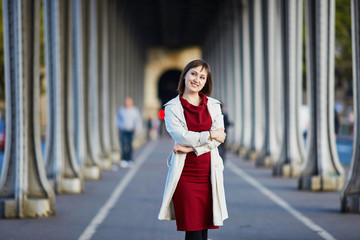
[164,106,210,147]
[193,103,224,156]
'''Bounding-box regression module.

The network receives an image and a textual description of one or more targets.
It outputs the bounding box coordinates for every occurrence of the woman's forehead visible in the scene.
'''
[190,65,208,74]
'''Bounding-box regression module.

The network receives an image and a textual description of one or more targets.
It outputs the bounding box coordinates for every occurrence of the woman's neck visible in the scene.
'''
[182,92,201,106]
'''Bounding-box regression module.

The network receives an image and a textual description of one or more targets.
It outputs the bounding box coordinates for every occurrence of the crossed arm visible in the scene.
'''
[173,128,226,154]
[165,104,226,155]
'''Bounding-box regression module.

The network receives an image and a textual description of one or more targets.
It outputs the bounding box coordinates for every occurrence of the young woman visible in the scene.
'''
[158,60,228,240]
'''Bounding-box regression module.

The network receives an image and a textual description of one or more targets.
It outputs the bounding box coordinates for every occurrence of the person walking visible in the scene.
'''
[158,60,228,240]
[218,104,231,163]
[117,97,142,168]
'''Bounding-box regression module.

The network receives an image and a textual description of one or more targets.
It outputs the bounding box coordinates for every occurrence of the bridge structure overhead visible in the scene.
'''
[0,0,359,227]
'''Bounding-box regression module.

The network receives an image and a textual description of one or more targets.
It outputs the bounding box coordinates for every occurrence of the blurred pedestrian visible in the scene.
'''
[146,115,152,141]
[117,97,142,168]
[218,104,231,163]
[158,60,228,240]
[334,109,340,138]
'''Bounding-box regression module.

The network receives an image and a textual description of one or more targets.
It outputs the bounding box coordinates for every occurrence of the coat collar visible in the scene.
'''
[164,95,221,126]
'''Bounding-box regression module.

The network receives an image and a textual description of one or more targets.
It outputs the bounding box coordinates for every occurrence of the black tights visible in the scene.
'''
[185,229,208,240]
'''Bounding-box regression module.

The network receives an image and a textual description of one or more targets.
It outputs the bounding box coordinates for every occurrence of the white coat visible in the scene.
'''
[158,95,228,226]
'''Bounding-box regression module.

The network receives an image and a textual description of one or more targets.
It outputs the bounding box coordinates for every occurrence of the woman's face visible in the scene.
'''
[184,66,208,94]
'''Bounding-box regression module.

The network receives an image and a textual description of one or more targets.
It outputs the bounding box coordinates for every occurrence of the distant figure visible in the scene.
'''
[146,116,152,141]
[218,104,231,162]
[158,59,228,240]
[334,109,340,138]
[117,97,142,168]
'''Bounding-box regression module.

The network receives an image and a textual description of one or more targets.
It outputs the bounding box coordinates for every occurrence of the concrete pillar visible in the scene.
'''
[71,0,93,187]
[98,0,113,168]
[82,0,101,179]
[247,0,264,161]
[232,0,243,150]
[0,0,55,218]
[274,0,284,160]
[341,0,360,212]
[86,0,110,171]
[256,0,281,167]
[108,0,121,162]
[43,0,84,191]
[273,0,305,177]
[224,2,235,145]
[239,0,253,157]
[299,0,344,190]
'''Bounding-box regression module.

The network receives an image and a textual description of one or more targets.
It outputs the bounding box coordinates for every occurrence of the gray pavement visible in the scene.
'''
[0,138,359,240]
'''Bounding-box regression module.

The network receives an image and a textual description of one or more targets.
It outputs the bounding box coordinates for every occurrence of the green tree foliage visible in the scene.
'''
[335,0,352,85]
[0,0,45,102]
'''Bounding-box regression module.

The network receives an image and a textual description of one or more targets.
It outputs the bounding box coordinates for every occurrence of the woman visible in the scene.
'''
[158,59,228,240]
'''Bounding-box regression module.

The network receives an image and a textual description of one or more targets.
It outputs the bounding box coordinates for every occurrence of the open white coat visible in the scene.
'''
[158,95,228,226]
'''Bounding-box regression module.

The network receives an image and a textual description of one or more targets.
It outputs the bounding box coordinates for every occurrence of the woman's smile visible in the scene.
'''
[184,66,208,94]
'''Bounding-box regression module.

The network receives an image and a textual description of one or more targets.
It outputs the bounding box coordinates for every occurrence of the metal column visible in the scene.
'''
[273,0,305,177]
[256,0,281,167]
[0,0,55,218]
[341,0,360,210]
[232,0,243,150]
[43,0,84,192]
[239,0,253,157]
[299,0,344,190]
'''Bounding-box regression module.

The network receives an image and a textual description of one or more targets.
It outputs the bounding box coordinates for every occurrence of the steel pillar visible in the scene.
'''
[256,0,281,167]
[239,0,253,157]
[43,0,84,192]
[341,0,360,211]
[0,0,55,218]
[97,0,112,168]
[246,0,264,161]
[82,0,101,179]
[108,0,121,162]
[224,2,235,145]
[273,0,305,177]
[299,0,344,190]
[86,0,107,172]
[232,0,243,150]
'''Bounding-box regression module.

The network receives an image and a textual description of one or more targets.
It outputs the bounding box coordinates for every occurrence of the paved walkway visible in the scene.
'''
[0,138,359,240]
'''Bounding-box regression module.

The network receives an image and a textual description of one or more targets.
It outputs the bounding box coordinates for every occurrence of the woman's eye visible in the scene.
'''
[191,72,196,76]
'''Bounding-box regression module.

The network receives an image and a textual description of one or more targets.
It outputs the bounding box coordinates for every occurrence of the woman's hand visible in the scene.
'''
[173,144,194,154]
[210,128,226,143]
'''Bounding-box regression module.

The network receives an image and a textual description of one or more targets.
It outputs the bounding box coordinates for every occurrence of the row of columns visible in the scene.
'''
[203,0,359,213]
[0,0,145,218]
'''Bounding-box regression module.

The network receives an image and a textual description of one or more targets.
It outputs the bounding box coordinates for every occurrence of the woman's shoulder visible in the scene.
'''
[164,96,180,108]
[207,96,221,105]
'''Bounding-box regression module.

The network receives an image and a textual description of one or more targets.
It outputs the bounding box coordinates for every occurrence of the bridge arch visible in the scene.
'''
[143,46,201,119]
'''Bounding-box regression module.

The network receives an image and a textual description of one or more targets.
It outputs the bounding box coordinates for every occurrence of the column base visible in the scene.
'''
[61,178,83,193]
[256,155,274,167]
[273,163,302,177]
[111,151,121,163]
[341,194,360,213]
[98,158,112,170]
[84,166,101,180]
[230,144,240,153]
[0,198,54,218]
[133,136,146,149]
[238,147,249,157]
[249,151,258,161]
[298,174,344,191]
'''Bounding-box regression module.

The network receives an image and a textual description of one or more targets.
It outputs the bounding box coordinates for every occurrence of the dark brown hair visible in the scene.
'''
[177,59,212,96]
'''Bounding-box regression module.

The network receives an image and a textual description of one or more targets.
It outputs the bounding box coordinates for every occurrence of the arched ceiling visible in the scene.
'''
[123,0,222,47]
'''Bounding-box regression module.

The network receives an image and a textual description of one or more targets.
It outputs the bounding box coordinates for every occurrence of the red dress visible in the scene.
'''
[172,93,219,231]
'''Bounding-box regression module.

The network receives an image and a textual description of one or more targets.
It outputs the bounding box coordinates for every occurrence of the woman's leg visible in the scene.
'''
[201,229,208,240]
[185,230,202,240]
